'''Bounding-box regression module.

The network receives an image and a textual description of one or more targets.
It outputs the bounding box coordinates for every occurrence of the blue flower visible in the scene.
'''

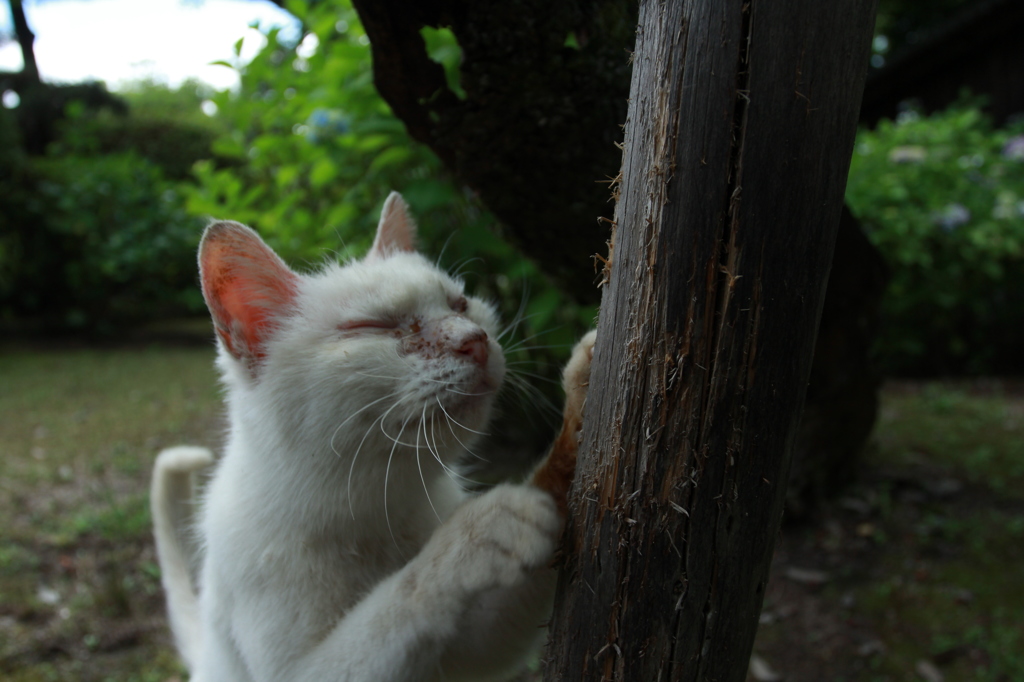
[932,203,971,231]
[1002,135,1024,161]
[304,108,350,142]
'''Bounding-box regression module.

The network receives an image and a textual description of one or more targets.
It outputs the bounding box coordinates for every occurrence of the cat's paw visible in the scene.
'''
[421,484,561,598]
[561,329,597,429]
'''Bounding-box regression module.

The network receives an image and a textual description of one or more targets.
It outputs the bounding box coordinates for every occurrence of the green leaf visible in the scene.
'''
[309,158,338,188]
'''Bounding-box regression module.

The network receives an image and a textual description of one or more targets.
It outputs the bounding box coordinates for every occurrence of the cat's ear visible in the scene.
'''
[199,221,300,369]
[368,191,417,259]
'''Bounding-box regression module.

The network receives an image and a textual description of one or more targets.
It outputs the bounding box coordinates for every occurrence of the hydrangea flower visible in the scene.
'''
[932,203,971,231]
[1002,135,1024,161]
[304,108,350,143]
[888,145,927,163]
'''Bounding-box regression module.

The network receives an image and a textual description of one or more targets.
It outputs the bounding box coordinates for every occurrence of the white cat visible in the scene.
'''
[151,192,595,682]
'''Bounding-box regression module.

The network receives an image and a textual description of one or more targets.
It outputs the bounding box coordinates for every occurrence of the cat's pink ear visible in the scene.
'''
[368,191,417,259]
[199,221,299,368]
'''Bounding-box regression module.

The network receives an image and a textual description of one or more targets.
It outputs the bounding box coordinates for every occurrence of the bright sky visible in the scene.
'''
[0,0,299,91]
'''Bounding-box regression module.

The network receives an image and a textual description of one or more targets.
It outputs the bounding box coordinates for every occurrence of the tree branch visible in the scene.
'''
[8,0,39,85]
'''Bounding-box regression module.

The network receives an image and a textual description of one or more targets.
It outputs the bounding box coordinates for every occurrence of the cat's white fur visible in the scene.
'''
[151,193,591,682]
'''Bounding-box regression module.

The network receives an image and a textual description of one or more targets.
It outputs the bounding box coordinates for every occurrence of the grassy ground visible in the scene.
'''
[1,346,1021,681]
[0,346,221,681]
[753,381,1024,682]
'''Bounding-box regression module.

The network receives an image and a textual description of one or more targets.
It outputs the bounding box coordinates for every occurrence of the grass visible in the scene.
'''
[0,345,221,681]
[852,383,1024,681]
[753,380,1024,682]
[874,382,1024,498]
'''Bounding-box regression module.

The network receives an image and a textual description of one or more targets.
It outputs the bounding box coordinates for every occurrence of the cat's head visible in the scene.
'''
[197,192,504,452]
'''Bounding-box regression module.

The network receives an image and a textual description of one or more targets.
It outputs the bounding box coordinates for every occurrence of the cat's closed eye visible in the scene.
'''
[337,319,399,333]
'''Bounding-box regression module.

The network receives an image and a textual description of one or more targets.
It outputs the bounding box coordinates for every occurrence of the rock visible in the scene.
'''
[915,659,944,682]
[749,654,784,682]
[783,567,830,586]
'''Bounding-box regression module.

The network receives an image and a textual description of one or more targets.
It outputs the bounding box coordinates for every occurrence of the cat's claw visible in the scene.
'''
[561,329,597,431]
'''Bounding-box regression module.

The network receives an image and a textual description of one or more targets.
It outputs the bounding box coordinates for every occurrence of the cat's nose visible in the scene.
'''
[455,330,489,366]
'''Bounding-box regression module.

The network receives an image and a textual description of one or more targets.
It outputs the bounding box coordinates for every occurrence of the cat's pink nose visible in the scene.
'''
[456,331,489,366]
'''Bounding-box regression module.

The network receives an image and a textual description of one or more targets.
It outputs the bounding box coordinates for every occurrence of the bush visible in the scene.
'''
[0,80,228,332]
[52,80,230,181]
[846,104,1024,375]
[0,149,205,331]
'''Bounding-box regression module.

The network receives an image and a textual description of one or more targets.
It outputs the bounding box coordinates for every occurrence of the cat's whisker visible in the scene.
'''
[436,397,488,462]
[434,231,457,270]
[347,410,388,520]
[504,359,554,367]
[509,374,562,415]
[435,404,490,437]
[503,368,565,417]
[429,417,489,488]
[420,420,487,489]
[355,371,404,381]
[383,415,413,552]
[379,405,421,447]
[416,406,442,523]
[346,393,405,516]
[502,341,572,356]
[506,368,562,386]
[444,388,494,397]
[496,293,534,343]
[501,322,563,350]
[448,256,483,281]
[502,372,562,419]
[500,277,533,335]
[425,410,466,486]
[421,411,444,464]
[330,392,400,458]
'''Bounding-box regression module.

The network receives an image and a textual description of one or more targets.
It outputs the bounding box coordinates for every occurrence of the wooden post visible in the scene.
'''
[542,0,877,680]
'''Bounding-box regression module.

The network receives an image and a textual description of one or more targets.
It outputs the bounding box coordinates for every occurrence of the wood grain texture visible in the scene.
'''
[542,0,877,680]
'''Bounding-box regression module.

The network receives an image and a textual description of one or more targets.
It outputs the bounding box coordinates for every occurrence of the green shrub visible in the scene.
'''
[846,104,1024,375]
[52,80,230,181]
[55,111,224,181]
[0,151,205,331]
[0,79,225,332]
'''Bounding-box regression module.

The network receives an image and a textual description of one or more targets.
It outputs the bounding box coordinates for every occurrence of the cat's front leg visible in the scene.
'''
[282,484,562,682]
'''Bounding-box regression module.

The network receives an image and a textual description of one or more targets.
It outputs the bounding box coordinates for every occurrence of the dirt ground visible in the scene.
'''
[749,382,1024,682]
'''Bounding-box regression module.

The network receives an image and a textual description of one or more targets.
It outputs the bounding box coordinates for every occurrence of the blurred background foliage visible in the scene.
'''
[0,0,1021,379]
[0,95,208,332]
[869,0,974,66]
[847,103,1024,375]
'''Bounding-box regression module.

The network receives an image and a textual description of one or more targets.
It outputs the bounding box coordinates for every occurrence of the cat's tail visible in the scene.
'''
[151,445,213,671]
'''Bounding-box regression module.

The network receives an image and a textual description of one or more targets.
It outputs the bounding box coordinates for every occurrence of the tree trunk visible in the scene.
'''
[542,0,876,680]
[349,0,635,303]
[9,0,39,84]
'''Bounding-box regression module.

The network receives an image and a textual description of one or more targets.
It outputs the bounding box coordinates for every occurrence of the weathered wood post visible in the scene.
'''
[543,0,877,679]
